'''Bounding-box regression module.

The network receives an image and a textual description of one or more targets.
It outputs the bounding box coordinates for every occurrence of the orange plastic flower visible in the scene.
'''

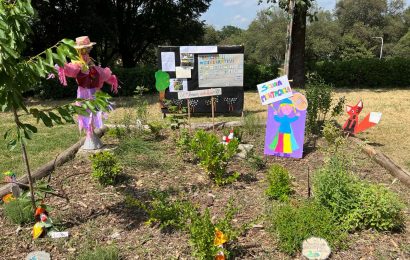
[35,207,46,217]
[215,254,225,260]
[214,228,228,246]
[2,193,15,203]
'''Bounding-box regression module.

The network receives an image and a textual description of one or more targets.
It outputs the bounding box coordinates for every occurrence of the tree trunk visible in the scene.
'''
[289,4,307,88]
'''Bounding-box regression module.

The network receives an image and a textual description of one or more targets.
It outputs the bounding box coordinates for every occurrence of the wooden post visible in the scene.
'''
[187,98,191,133]
[211,96,215,133]
[307,166,311,198]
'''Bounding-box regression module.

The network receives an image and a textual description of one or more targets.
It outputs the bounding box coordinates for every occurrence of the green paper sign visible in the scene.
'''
[155,70,170,92]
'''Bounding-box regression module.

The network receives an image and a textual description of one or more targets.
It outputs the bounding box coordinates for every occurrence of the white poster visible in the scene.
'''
[180,46,218,54]
[169,78,188,92]
[198,54,244,88]
[257,75,293,105]
[161,52,176,71]
[178,88,222,99]
[176,66,192,78]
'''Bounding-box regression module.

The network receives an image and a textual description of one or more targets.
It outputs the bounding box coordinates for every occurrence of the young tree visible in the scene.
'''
[0,0,110,211]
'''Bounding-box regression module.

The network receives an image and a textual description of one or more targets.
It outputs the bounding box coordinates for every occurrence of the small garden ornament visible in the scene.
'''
[56,36,118,149]
[32,206,53,239]
[342,100,382,134]
[3,171,21,197]
[214,228,228,260]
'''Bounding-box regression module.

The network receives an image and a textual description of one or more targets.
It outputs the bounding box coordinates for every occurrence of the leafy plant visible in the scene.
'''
[268,200,347,255]
[76,245,120,260]
[246,150,266,171]
[313,155,405,231]
[190,130,239,185]
[3,196,34,225]
[175,129,193,158]
[147,121,165,139]
[241,112,264,140]
[321,120,346,152]
[89,151,122,186]
[125,191,197,231]
[134,85,149,125]
[265,164,292,201]
[305,73,345,136]
[189,199,242,259]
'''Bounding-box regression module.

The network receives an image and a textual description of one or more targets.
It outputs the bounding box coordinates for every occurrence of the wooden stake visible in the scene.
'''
[307,166,311,198]
[211,96,215,133]
[187,98,191,133]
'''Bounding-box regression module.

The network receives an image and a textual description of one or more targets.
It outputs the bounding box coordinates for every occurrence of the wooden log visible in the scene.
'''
[349,136,410,187]
[0,126,108,198]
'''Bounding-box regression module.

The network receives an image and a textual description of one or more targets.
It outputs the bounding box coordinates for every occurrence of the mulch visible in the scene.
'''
[0,129,409,259]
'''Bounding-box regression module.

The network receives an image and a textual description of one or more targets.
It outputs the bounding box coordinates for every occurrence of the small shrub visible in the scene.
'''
[3,197,34,225]
[147,121,165,138]
[125,191,197,231]
[89,151,122,186]
[268,201,347,255]
[176,129,192,158]
[313,156,405,231]
[305,74,345,136]
[190,130,240,185]
[246,150,266,171]
[76,245,120,260]
[347,183,405,231]
[265,164,292,201]
[321,121,346,152]
[189,200,241,259]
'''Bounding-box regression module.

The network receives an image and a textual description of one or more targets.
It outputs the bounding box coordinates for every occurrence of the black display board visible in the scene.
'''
[157,46,244,115]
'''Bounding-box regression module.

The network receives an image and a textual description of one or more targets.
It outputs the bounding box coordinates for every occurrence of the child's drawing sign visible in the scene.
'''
[257,75,293,105]
[264,92,308,159]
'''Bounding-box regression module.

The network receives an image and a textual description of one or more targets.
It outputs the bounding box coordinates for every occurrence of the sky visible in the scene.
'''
[201,0,410,29]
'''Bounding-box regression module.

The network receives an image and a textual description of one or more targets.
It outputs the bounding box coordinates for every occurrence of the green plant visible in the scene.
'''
[265,164,292,201]
[147,121,165,138]
[313,155,405,231]
[246,150,266,171]
[242,112,264,139]
[76,245,120,260]
[305,74,345,135]
[134,85,149,125]
[125,191,197,231]
[176,129,192,158]
[189,199,241,259]
[346,183,405,231]
[89,151,122,186]
[3,196,34,225]
[321,121,346,152]
[268,200,347,255]
[190,130,239,185]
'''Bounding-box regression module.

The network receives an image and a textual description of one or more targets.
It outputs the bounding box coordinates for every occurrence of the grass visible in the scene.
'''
[1,88,409,178]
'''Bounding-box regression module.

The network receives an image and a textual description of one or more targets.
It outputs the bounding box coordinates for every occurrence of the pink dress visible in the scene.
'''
[57,63,118,134]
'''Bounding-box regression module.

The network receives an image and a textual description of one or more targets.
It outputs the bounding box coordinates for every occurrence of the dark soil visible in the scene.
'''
[1,129,409,259]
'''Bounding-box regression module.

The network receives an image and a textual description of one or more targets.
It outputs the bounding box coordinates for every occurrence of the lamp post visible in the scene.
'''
[372,37,383,59]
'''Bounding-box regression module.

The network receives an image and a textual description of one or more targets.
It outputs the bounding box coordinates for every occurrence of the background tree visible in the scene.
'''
[30,0,212,67]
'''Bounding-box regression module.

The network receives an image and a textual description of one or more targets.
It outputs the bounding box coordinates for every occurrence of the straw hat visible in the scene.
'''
[74,36,96,49]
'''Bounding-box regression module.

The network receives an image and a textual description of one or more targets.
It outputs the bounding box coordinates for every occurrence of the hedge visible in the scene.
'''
[313,58,410,88]
[27,63,278,98]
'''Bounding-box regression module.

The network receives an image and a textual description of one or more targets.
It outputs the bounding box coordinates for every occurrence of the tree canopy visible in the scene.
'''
[30,0,212,67]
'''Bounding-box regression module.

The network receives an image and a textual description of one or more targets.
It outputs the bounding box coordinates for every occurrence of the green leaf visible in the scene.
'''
[39,112,53,127]
[7,139,17,150]
[3,128,12,140]
[24,124,37,134]
[57,107,75,123]
[48,111,63,124]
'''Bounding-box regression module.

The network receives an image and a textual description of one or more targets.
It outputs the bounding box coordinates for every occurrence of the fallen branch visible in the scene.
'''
[0,126,108,198]
[348,136,410,187]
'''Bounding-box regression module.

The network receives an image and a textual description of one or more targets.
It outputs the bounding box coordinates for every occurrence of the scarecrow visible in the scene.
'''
[56,36,118,149]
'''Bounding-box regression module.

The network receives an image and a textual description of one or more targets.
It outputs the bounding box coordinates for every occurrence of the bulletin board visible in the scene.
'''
[157,45,244,115]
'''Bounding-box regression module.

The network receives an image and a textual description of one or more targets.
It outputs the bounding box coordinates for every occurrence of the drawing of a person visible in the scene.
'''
[269,98,300,155]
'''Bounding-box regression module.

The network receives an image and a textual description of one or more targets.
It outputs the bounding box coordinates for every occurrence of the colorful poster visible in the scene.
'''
[180,53,194,68]
[198,54,244,88]
[169,78,188,92]
[178,88,222,99]
[161,52,175,72]
[342,100,382,134]
[175,66,192,78]
[257,75,293,105]
[264,92,308,159]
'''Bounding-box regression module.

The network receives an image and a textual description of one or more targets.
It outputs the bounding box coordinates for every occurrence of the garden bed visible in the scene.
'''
[0,126,409,259]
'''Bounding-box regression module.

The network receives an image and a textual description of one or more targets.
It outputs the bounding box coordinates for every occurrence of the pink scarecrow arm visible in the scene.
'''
[56,63,81,86]
[94,66,119,93]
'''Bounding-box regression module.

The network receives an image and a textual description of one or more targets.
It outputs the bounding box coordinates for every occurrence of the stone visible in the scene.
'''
[302,237,331,260]
[26,251,51,260]
[236,144,254,159]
